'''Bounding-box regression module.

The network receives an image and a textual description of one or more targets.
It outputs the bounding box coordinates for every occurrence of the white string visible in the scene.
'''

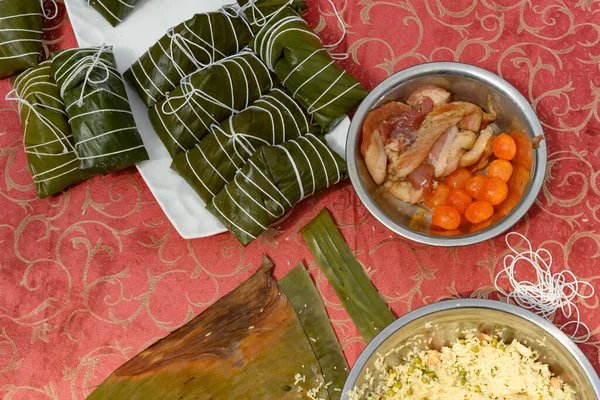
[87,0,134,23]
[56,45,111,107]
[5,89,71,154]
[494,232,595,343]
[243,0,347,58]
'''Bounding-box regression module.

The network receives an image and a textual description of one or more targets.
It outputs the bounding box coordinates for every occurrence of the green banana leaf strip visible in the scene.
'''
[206,133,347,246]
[51,46,149,174]
[240,2,368,133]
[9,61,94,198]
[87,0,138,27]
[124,8,254,108]
[149,51,274,158]
[0,0,42,79]
[171,86,320,203]
[278,262,349,400]
[301,209,396,343]
[87,257,331,400]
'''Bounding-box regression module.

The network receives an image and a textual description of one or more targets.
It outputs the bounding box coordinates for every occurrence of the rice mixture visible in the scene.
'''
[348,333,576,400]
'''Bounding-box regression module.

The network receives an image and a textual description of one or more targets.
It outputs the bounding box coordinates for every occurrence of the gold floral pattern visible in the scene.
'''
[0,0,599,397]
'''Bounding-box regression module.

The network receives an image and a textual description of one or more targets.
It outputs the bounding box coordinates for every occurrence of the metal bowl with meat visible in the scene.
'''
[346,62,546,246]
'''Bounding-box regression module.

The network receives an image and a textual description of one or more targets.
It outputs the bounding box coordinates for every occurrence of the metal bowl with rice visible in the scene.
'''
[342,299,600,399]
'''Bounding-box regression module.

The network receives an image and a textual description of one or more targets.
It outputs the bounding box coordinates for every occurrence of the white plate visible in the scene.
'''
[63,0,350,239]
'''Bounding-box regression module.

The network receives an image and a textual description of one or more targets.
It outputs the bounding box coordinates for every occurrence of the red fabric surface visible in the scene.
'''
[1,0,600,398]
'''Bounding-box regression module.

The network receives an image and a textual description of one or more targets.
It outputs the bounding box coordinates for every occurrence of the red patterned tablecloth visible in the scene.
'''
[1,0,599,398]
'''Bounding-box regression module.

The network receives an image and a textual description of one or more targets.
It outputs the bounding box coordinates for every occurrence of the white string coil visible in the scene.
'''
[494,232,595,343]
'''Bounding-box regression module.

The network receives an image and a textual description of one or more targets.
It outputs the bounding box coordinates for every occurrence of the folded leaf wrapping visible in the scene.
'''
[87,258,333,399]
[0,0,43,79]
[51,46,149,174]
[149,51,274,158]
[171,86,319,203]
[8,61,93,198]
[124,8,254,108]
[239,0,368,132]
[207,133,347,246]
[278,262,349,400]
[87,0,138,27]
[301,209,396,343]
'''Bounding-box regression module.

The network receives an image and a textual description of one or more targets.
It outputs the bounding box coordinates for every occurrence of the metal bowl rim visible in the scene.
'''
[341,299,600,398]
[346,61,547,246]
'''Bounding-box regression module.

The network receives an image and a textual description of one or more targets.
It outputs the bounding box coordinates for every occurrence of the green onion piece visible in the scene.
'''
[301,209,395,343]
[279,262,349,400]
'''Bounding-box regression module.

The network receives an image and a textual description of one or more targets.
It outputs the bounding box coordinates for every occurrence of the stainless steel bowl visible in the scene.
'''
[346,62,547,246]
[342,299,600,399]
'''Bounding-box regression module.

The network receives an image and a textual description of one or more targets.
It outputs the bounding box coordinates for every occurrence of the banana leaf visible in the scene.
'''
[87,0,138,27]
[87,257,332,400]
[301,209,396,343]
[124,8,254,108]
[0,0,43,79]
[238,1,368,133]
[8,61,93,198]
[148,51,274,158]
[238,0,307,31]
[279,262,349,400]
[170,86,320,203]
[51,46,149,174]
[206,133,347,246]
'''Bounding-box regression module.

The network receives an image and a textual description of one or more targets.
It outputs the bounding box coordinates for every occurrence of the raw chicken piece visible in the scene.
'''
[407,85,451,107]
[481,94,497,128]
[459,125,495,168]
[427,127,477,177]
[459,112,482,132]
[384,180,425,204]
[361,102,411,156]
[386,101,482,181]
[361,102,412,184]
[364,131,388,184]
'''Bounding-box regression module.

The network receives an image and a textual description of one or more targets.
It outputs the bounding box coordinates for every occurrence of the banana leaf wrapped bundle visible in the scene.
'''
[149,51,274,158]
[207,133,347,246]
[238,0,368,132]
[87,0,138,27]
[7,61,93,198]
[0,0,44,79]
[171,86,320,203]
[51,46,149,174]
[87,257,348,399]
[124,8,254,108]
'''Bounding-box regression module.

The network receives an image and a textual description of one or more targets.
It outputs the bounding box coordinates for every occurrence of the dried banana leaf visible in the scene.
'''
[301,209,395,343]
[171,86,319,203]
[87,257,331,400]
[239,1,368,133]
[207,133,347,246]
[87,0,138,27]
[0,0,42,79]
[124,8,254,108]
[8,61,93,198]
[279,262,349,400]
[148,51,274,158]
[51,46,149,174]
